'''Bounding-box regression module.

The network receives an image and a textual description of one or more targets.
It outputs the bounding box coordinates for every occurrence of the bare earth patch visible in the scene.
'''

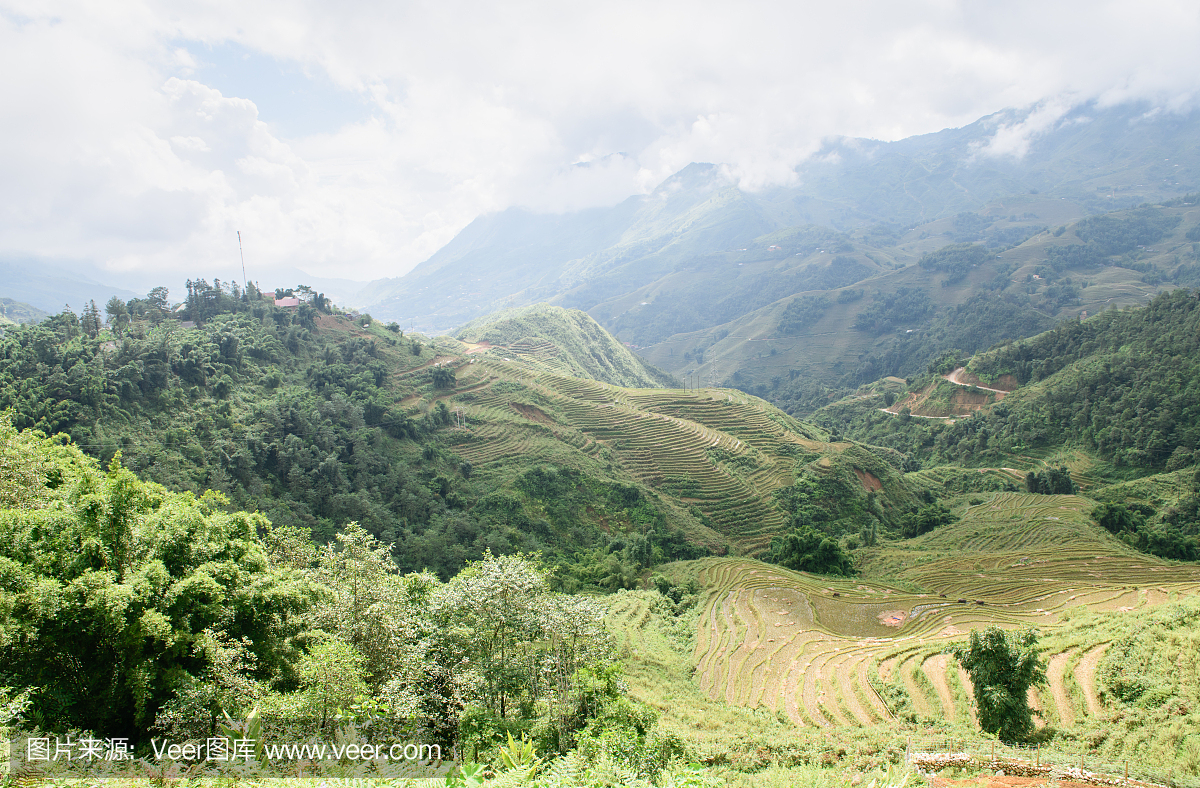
[1045,649,1076,727]
[1075,643,1109,716]
[854,468,883,491]
[932,777,1099,788]
[924,654,957,722]
[510,402,555,424]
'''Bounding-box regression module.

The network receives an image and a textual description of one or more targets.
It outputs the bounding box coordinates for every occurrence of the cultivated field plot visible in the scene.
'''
[692,493,1200,728]
[438,357,835,551]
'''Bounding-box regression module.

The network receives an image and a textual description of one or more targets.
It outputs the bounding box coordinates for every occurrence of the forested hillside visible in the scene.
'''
[3,278,1007,589]
[0,418,670,776]
[817,289,1200,470]
[814,288,1200,560]
[6,280,1200,783]
[655,196,1200,416]
[0,284,711,585]
[0,298,47,326]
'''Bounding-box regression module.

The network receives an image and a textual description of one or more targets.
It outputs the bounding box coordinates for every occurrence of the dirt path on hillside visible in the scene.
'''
[945,367,1012,394]
[879,408,956,420]
[924,654,957,722]
[1075,643,1110,716]
[1046,650,1076,727]
[956,666,978,728]
[1028,686,1046,728]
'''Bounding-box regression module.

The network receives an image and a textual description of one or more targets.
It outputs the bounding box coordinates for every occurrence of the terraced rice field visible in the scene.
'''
[437,358,830,551]
[691,497,1200,729]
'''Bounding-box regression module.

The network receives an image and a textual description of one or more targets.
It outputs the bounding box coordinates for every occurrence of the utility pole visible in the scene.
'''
[237,231,248,291]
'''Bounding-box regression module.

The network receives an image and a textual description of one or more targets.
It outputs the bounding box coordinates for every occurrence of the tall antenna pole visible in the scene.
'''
[237,231,248,290]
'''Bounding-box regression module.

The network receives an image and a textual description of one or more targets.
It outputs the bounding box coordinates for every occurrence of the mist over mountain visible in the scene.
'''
[0,259,139,315]
[358,101,1200,337]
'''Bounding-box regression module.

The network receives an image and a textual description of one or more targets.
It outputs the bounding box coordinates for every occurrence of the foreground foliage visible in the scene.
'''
[951,627,1046,743]
[0,416,653,767]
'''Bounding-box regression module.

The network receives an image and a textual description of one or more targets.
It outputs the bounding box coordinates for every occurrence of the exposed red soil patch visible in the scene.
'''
[853,468,882,491]
[464,341,493,354]
[946,367,1015,395]
[511,403,555,425]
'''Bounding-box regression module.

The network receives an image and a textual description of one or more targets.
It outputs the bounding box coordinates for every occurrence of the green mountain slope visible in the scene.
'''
[819,287,1200,471]
[453,303,677,388]
[0,285,936,580]
[642,197,1200,412]
[813,287,1200,560]
[0,298,48,325]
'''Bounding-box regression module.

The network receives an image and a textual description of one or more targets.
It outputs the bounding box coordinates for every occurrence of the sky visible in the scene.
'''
[2,1,1200,291]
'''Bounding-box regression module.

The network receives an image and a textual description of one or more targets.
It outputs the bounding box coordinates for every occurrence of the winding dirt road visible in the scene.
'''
[945,367,1012,394]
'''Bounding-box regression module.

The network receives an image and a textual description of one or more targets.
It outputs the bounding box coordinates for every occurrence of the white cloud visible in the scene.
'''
[975,97,1078,160]
[2,0,1200,286]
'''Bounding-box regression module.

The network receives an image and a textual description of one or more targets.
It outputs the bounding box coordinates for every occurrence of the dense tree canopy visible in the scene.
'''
[0,286,703,586]
[0,415,321,737]
[952,627,1046,742]
[0,415,650,764]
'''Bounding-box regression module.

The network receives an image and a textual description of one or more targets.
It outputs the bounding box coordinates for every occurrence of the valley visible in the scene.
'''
[4,105,1200,788]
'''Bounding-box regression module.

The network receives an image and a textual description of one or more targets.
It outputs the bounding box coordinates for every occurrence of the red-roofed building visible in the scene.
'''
[274,297,300,307]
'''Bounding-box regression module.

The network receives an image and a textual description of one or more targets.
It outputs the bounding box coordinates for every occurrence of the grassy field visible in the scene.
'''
[628,490,1200,774]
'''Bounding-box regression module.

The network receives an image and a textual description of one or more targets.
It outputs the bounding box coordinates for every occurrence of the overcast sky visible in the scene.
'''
[2,1,1199,288]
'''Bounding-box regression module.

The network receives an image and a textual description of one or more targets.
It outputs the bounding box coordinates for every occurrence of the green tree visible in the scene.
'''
[0,429,322,739]
[899,503,958,538]
[765,521,854,576]
[1025,465,1076,495]
[439,552,548,720]
[0,410,50,509]
[297,636,368,732]
[146,286,170,313]
[105,296,130,336]
[81,299,102,338]
[152,629,265,740]
[951,627,1046,742]
[431,365,456,388]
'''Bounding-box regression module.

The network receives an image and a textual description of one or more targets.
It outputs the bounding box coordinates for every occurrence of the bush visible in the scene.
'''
[1025,465,1076,495]
[899,503,958,538]
[951,627,1046,742]
[766,522,854,576]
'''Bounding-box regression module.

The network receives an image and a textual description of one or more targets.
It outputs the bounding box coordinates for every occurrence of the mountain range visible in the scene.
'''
[344,100,1199,411]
